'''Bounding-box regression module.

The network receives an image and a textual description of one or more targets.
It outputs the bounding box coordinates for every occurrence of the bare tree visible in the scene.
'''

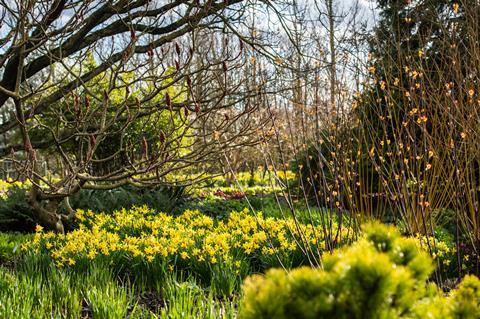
[0,0,284,231]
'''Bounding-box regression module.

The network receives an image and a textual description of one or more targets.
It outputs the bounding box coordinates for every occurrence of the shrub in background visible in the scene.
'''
[0,186,35,232]
[69,185,186,214]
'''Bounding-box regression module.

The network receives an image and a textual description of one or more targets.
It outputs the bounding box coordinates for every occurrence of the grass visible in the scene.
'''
[0,199,341,318]
[0,216,461,318]
[0,171,475,318]
[0,252,238,318]
[0,232,32,267]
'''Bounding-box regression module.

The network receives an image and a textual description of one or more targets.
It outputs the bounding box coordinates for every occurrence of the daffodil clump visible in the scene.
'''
[415,234,456,268]
[27,206,349,275]
[164,170,296,188]
[210,169,297,187]
[413,230,477,278]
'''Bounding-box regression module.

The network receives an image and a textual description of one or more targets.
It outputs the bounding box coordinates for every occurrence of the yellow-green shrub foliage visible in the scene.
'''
[239,222,480,319]
[450,275,480,318]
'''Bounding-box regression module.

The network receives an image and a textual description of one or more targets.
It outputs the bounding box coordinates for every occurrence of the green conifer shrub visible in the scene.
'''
[239,222,480,319]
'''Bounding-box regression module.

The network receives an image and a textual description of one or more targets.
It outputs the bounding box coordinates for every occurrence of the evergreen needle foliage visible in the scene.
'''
[239,222,480,319]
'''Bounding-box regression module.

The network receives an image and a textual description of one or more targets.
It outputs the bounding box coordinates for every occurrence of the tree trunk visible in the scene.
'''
[27,187,65,233]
